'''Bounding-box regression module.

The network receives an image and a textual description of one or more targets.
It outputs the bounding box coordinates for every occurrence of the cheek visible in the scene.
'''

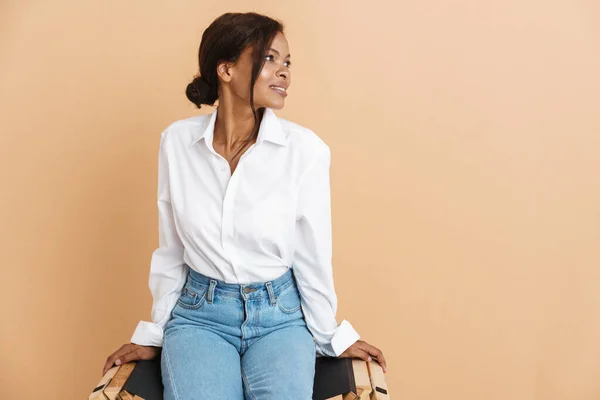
[256,65,276,88]
[261,64,275,77]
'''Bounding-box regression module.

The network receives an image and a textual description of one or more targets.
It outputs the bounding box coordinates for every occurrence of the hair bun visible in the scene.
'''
[186,76,217,108]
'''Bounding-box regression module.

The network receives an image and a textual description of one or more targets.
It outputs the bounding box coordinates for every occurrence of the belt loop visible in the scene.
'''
[207,279,217,304]
[265,281,276,306]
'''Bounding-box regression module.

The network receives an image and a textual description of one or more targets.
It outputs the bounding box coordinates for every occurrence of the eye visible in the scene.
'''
[265,54,274,61]
[285,60,292,68]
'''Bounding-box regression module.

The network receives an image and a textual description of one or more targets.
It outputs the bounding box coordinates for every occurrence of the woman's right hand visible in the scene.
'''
[102,343,160,376]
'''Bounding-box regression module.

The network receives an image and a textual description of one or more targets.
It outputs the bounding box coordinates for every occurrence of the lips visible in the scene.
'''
[270,85,288,96]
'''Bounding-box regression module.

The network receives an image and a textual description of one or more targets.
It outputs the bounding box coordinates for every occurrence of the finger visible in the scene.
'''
[103,349,126,375]
[102,361,119,377]
[105,344,133,363]
[372,351,387,373]
[103,347,135,375]
[106,344,131,363]
[359,342,388,373]
[103,349,121,374]
[355,341,376,356]
[103,356,121,376]
[376,352,387,373]
[351,348,372,363]
[116,347,145,365]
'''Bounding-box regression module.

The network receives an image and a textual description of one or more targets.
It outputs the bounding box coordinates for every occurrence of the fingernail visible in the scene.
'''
[115,359,121,366]
[368,356,372,362]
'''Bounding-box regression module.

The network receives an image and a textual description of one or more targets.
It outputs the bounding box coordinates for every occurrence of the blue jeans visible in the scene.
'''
[161,266,317,399]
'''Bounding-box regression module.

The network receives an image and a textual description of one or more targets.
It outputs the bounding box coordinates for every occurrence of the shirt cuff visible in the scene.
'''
[330,319,361,357]
[130,321,164,347]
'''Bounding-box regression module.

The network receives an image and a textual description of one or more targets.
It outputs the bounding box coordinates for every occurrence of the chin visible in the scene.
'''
[254,93,286,110]
[253,101,285,111]
[268,102,285,110]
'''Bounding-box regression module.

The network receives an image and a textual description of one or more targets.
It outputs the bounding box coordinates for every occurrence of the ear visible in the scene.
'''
[216,60,234,83]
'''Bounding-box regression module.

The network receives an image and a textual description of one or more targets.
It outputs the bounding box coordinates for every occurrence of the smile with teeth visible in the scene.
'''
[270,85,287,95]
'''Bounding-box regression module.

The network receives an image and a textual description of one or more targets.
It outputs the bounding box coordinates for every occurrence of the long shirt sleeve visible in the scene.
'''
[128,108,361,354]
[130,129,189,347]
[293,144,360,357]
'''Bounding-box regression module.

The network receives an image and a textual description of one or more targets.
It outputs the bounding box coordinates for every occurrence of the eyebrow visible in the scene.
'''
[269,48,291,58]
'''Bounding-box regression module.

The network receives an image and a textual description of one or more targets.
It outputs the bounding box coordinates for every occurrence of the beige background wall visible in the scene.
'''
[1,1,599,399]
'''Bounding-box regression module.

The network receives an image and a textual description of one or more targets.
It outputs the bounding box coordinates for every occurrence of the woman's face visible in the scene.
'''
[225,32,292,110]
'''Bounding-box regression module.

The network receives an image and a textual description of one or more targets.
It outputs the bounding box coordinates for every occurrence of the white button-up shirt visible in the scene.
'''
[130,107,360,357]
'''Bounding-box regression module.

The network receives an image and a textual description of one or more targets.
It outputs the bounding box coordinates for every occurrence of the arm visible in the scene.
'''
[129,129,188,347]
[292,144,360,357]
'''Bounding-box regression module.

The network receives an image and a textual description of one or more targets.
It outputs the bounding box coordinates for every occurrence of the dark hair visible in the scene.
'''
[186,12,284,161]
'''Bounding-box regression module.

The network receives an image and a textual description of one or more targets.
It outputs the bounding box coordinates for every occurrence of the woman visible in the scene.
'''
[102,12,387,399]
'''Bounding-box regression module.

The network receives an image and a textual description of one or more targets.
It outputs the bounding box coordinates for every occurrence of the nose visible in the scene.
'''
[277,67,289,80]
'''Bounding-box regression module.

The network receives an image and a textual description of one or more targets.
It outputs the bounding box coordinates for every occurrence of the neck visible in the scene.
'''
[213,101,263,152]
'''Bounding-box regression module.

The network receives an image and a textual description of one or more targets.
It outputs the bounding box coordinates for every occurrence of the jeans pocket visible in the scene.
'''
[276,286,302,314]
[177,284,207,310]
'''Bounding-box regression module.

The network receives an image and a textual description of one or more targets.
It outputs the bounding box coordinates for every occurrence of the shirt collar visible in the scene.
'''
[189,107,288,148]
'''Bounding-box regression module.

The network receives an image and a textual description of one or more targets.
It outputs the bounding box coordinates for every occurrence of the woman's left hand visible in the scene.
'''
[338,339,387,373]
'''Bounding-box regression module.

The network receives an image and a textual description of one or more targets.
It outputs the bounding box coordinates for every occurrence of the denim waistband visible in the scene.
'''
[186,266,296,301]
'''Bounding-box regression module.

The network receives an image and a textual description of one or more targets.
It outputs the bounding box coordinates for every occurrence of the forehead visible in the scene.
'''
[235,32,290,68]
[270,32,289,52]
[240,32,289,58]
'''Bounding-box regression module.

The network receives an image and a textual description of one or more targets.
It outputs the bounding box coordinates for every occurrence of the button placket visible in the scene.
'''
[220,145,256,284]
[221,163,243,281]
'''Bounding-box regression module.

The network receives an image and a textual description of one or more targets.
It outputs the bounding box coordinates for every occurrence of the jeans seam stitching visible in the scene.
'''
[276,291,301,313]
[177,291,206,310]
[277,303,301,313]
[241,367,258,400]
[163,345,180,400]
